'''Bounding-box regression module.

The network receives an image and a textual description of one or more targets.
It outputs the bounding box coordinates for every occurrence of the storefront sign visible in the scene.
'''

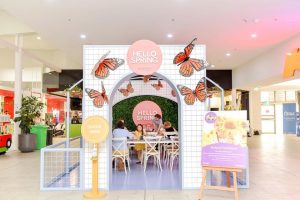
[127,40,162,75]
[132,101,162,126]
[202,111,248,168]
[283,103,296,134]
[81,116,109,144]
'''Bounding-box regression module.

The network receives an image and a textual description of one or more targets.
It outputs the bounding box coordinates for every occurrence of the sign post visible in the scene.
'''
[81,116,109,199]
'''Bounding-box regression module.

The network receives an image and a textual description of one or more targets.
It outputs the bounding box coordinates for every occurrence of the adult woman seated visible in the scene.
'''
[112,120,134,152]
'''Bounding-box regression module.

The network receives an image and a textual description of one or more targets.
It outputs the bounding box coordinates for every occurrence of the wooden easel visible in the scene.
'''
[199,166,242,200]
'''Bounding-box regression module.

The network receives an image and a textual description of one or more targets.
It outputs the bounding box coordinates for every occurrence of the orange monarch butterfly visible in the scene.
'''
[85,82,108,108]
[177,78,208,105]
[143,75,151,83]
[118,81,134,97]
[173,38,206,77]
[151,79,163,91]
[91,51,124,79]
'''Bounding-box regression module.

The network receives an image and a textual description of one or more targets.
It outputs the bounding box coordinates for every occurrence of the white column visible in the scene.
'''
[12,34,23,150]
[249,90,261,131]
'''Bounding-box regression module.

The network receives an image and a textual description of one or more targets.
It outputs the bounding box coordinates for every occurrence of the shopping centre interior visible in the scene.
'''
[0,1,300,200]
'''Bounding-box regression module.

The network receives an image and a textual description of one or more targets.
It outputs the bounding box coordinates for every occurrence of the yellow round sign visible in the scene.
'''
[81,116,109,144]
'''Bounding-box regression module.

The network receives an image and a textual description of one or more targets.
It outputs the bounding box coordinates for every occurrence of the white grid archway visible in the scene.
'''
[83,44,206,189]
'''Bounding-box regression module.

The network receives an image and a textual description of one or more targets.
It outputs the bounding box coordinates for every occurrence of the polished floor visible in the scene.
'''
[0,134,300,199]
[111,157,181,190]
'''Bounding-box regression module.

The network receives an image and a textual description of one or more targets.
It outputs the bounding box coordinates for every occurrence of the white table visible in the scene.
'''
[127,139,178,144]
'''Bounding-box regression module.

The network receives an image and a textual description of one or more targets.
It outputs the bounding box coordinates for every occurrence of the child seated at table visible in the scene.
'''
[134,124,145,164]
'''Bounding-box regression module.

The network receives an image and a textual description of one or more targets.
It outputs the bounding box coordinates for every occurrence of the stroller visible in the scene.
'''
[53,123,65,137]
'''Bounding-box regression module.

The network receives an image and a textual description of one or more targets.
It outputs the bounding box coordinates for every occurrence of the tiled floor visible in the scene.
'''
[0,134,300,199]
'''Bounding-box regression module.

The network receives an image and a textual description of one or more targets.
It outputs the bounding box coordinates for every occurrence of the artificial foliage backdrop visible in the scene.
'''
[112,95,178,131]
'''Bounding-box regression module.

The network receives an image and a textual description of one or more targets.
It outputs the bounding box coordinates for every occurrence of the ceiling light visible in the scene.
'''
[167,34,173,38]
[254,87,259,91]
[36,36,41,40]
[253,18,260,23]
[211,65,216,68]
[80,34,86,39]
[251,33,257,38]
[226,53,231,57]
[287,52,292,56]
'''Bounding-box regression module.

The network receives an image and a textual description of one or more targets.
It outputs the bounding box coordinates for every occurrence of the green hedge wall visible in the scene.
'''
[112,95,178,131]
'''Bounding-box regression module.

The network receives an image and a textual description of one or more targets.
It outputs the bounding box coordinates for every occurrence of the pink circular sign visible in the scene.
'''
[127,40,162,75]
[132,101,162,126]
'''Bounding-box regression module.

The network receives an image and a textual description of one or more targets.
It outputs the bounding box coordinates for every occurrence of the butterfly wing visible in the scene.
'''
[94,62,109,79]
[94,58,124,79]
[177,85,196,105]
[151,84,160,91]
[102,93,109,104]
[85,88,101,99]
[158,80,163,88]
[188,58,205,71]
[179,61,194,77]
[93,96,105,108]
[102,58,124,71]
[85,88,105,108]
[195,79,207,102]
[171,89,176,97]
[127,81,134,93]
[173,38,197,65]
[173,52,187,65]
[101,81,106,94]
[101,82,109,104]
[143,75,151,83]
[184,38,197,58]
[91,51,110,76]
[118,89,129,97]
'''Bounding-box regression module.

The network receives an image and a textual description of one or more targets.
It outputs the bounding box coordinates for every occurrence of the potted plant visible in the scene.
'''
[14,96,44,152]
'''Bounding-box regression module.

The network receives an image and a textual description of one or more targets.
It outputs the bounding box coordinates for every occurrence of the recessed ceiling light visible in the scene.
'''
[80,34,86,39]
[253,18,260,23]
[36,36,41,40]
[226,53,231,57]
[287,52,292,56]
[251,33,257,38]
[254,87,259,91]
[167,34,173,38]
[211,64,216,68]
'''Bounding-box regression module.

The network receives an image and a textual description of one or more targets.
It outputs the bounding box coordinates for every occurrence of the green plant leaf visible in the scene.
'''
[13,96,45,134]
[112,95,178,131]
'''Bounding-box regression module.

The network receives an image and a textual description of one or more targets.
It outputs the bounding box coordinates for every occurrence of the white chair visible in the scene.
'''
[112,137,130,174]
[166,136,179,171]
[143,136,162,172]
[162,131,178,160]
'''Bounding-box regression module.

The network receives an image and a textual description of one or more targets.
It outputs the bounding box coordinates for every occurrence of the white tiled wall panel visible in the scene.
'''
[83,44,206,189]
